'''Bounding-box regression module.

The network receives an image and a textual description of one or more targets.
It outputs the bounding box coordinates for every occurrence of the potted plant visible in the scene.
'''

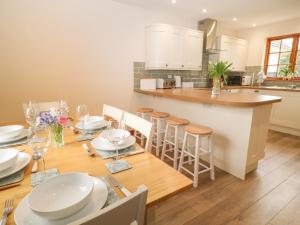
[208,61,232,95]
[279,64,297,88]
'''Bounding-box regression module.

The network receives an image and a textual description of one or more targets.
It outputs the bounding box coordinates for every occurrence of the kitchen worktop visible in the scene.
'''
[227,85,300,92]
[134,88,282,107]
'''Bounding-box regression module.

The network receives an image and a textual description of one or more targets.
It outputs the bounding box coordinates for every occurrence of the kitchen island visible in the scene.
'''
[133,88,282,179]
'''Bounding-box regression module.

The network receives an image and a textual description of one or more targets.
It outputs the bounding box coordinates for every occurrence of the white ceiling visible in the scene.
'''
[113,0,300,29]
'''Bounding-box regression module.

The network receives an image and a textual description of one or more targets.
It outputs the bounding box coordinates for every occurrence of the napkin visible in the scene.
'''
[74,134,94,142]
[31,168,60,186]
[105,160,132,174]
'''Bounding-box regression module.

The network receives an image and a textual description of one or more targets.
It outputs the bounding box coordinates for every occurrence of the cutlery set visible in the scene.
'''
[0,199,13,225]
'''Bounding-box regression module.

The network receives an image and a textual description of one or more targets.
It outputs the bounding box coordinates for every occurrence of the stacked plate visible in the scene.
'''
[91,129,136,151]
[14,173,108,225]
[0,148,31,180]
[75,116,109,133]
[0,125,31,147]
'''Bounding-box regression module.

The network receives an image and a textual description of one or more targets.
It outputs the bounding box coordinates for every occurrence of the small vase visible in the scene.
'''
[49,124,64,148]
[212,78,221,95]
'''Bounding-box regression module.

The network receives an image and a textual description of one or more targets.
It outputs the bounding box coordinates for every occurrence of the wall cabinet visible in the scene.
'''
[145,24,203,70]
[211,35,248,71]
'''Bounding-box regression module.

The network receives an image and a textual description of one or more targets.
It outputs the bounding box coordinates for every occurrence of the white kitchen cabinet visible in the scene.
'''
[211,35,248,71]
[145,24,203,70]
[241,88,300,136]
[181,29,203,70]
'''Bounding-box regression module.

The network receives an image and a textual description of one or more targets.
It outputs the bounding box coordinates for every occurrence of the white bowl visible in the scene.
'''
[99,129,130,145]
[0,149,19,171]
[77,116,107,130]
[28,173,94,220]
[0,125,24,141]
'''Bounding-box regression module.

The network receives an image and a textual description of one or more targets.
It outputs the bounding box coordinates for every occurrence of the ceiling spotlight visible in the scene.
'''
[172,0,176,3]
[252,23,257,27]
[232,17,237,22]
[202,9,207,13]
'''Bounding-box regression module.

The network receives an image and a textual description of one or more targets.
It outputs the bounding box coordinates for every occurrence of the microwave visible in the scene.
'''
[227,75,242,86]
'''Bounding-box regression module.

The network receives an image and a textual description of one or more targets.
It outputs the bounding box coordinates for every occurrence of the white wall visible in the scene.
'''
[237,17,300,66]
[0,0,196,122]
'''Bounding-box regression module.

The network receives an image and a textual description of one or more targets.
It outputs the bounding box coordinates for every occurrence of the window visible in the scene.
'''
[264,33,300,79]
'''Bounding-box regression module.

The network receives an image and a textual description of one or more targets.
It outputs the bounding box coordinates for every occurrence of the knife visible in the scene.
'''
[106,175,131,197]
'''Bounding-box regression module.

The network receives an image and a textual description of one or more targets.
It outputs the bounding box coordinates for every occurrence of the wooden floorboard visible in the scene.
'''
[147,131,300,225]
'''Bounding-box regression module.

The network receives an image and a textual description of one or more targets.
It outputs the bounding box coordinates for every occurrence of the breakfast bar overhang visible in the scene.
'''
[134,88,282,179]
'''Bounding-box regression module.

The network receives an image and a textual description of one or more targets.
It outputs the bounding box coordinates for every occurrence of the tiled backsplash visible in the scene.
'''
[134,62,299,88]
[134,54,210,88]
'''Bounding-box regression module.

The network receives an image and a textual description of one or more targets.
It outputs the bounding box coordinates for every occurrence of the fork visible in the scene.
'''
[0,199,13,225]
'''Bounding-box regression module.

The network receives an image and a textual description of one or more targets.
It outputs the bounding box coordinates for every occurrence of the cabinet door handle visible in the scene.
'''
[166,64,168,67]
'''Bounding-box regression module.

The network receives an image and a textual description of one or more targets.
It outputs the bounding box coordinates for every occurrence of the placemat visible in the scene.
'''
[99,176,120,207]
[105,160,132,174]
[96,145,137,159]
[0,170,24,187]
[31,168,60,186]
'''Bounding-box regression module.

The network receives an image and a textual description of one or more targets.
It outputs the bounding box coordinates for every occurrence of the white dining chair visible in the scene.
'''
[68,185,148,225]
[124,112,153,151]
[102,104,125,127]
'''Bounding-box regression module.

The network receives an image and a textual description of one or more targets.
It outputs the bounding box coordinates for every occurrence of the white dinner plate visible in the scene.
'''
[0,129,31,144]
[14,177,108,225]
[91,135,136,151]
[0,152,31,179]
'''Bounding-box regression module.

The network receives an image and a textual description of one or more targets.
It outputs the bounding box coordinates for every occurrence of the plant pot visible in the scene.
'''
[212,78,221,95]
[49,124,64,148]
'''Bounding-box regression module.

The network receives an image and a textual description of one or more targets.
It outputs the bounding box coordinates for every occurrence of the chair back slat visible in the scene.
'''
[124,112,153,151]
[102,104,124,123]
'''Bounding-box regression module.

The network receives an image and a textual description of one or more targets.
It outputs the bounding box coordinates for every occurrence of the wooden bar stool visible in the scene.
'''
[135,107,154,147]
[150,112,170,157]
[161,117,189,169]
[178,124,215,188]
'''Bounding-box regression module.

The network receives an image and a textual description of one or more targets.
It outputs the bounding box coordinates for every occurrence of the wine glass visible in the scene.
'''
[23,101,39,135]
[28,126,50,171]
[76,104,89,136]
[59,100,69,116]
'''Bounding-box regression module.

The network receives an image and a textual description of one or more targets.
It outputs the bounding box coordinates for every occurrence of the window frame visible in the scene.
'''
[264,33,300,81]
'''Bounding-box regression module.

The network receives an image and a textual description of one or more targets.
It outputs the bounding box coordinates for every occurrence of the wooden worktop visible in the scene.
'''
[223,85,300,92]
[135,88,282,107]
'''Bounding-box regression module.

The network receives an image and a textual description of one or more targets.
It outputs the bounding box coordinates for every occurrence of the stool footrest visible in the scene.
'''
[180,166,195,176]
[164,154,175,161]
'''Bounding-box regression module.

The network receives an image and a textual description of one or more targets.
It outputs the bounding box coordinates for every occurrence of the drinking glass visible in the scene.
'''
[76,104,89,135]
[28,127,50,170]
[59,100,69,116]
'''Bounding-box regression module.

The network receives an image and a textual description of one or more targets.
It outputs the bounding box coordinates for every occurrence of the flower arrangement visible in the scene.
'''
[38,109,70,148]
[208,61,232,95]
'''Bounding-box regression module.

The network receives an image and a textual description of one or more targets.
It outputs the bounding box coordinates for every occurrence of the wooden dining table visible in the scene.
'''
[0,123,192,225]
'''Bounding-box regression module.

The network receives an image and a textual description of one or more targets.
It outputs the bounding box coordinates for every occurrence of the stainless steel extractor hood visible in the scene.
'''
[198,18,220,54]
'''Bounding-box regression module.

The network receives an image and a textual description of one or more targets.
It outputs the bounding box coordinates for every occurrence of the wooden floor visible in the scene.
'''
[148,131,300,225]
